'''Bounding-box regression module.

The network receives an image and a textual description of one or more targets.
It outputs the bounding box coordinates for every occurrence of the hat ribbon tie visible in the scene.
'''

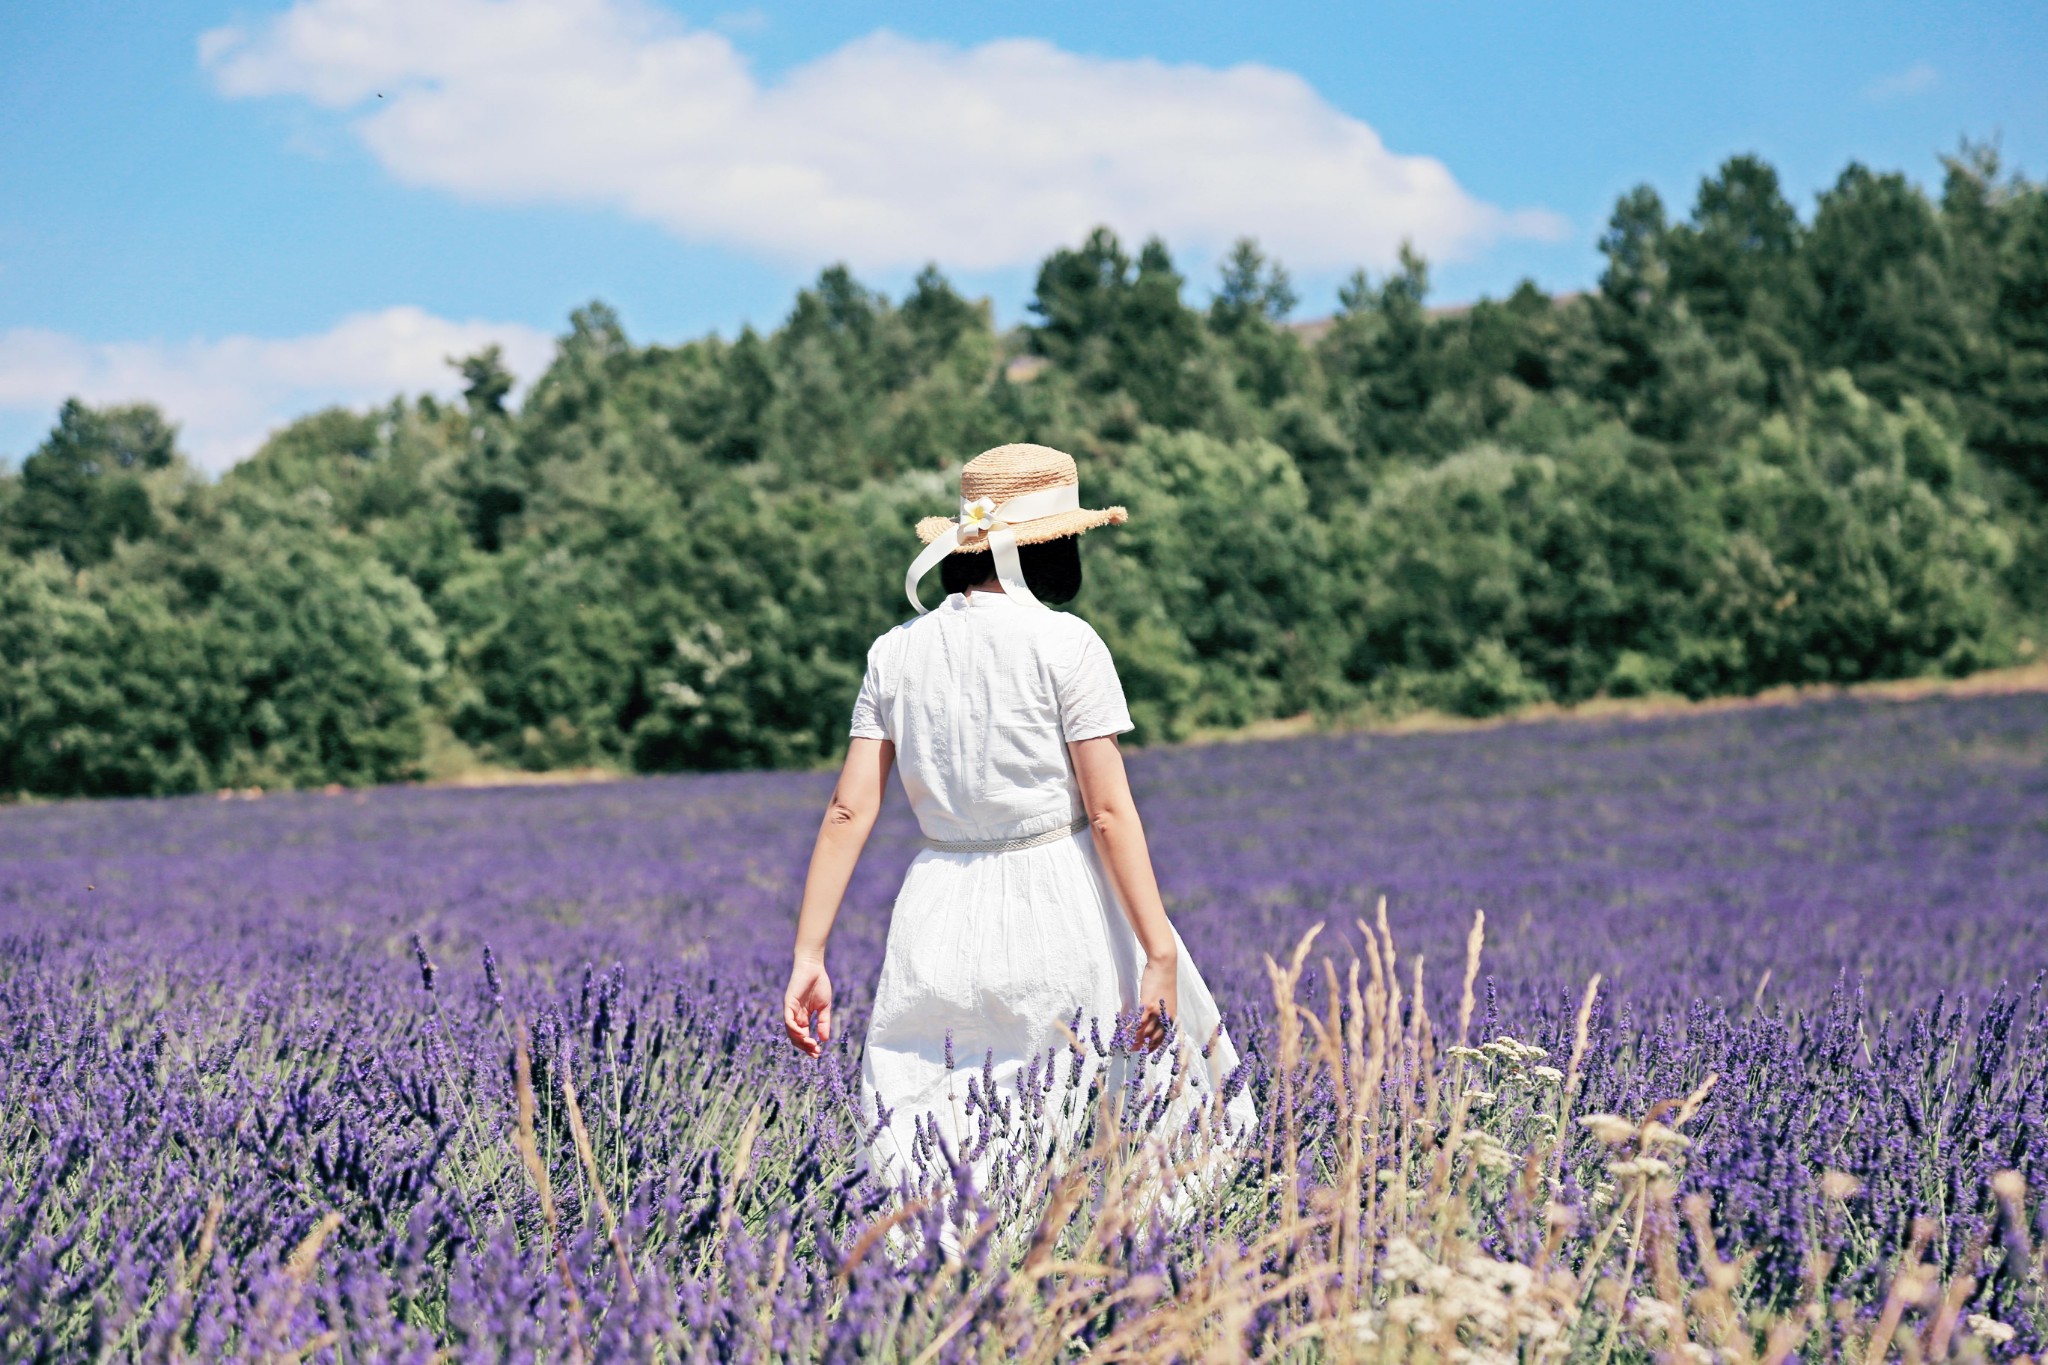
[904,483,1080,615]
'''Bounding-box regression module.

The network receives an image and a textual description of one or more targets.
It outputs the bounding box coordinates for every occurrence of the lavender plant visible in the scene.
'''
[1,690,2044,1359]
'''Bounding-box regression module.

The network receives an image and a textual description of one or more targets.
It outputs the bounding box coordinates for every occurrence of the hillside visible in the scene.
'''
[3,146,2045,798]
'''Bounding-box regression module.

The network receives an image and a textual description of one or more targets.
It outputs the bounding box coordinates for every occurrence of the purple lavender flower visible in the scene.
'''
[0,690,2039,1354]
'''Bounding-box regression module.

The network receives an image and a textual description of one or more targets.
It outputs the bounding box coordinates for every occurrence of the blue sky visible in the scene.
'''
[2,0,2043,470]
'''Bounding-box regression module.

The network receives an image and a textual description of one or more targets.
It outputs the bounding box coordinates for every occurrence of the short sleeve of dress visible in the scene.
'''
[849,642,889,740]
[1057,626,1135,743]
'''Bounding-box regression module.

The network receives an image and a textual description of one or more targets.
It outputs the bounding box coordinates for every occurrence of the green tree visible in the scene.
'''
[1586,184,1772,451]
[1979,189,2048,492]
[0,554,237,796]
[231,400,479,597]
[185,489,446,786]
[1087,430,1336,732]
[456,344,517,417]
[1028,229,1225,432]
[1318,243,1435,470]
[441,536,648,770]
[520,302,634,467]
[1590,184,1673,404]
[902,264,987,364]
[1680,374,2016,691]
[1210,239,1299,332]
[1806,164,1967,407]
[6,400,179,566]
[1329,446,1551,713]
[1663,155,1812,403]
[1209,239,1312,412]
[5,143,2042,799]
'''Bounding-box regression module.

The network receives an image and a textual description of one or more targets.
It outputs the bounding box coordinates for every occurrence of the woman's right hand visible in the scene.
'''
[783,957,833,1057]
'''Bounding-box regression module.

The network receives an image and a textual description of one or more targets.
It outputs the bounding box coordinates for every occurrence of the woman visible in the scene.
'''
[781,443,1255,1220]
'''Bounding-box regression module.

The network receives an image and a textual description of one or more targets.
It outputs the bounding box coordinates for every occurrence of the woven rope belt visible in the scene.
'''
[922,815,1089,854]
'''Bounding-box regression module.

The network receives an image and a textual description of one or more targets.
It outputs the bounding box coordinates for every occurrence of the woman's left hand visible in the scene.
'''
[1134,952,1178,1053]
[783,957,833,1057]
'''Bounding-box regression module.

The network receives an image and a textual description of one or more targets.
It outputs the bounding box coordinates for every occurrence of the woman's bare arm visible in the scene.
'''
[784,737,894,1056]
[1069,734,1178,1050]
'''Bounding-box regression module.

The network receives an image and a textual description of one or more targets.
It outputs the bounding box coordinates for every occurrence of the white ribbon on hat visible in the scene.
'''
[905,482,1080,614]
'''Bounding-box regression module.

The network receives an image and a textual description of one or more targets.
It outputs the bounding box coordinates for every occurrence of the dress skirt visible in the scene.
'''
[857,827,1258,1207]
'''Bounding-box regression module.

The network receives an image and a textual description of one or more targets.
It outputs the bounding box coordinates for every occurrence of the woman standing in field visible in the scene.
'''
[781,443,1255,1219]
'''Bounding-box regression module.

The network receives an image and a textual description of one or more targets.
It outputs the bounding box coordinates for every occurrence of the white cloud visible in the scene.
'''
[201,0,1563,273]
[0,308,553,473]
[711,8,768,35]
[1866,61,1939,103]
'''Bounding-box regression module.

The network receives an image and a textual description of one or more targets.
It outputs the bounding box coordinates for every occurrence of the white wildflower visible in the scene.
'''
[1578,1114,1637,1144]
[1628,1296,1681,1335]
[1384,1291,1441,1335]
[1966,1314,2016,1345]
[1470,1139,1516,1172]
[1819,1170,1863,1201]
[1893,1269,1936,1305]
[1484,1036,1547,1061]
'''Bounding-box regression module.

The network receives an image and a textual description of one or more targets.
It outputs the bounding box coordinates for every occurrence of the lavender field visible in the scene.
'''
[4,690,2047,1361]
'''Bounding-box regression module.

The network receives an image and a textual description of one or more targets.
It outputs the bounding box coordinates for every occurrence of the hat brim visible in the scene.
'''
[915,505,1128,552]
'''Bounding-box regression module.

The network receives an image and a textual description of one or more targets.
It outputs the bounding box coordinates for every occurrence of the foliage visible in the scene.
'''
[0,553,233,796]
[0,486,443,795]
[2,146,2046,795]
[1086,430,1335,735]
[3,399,178,568]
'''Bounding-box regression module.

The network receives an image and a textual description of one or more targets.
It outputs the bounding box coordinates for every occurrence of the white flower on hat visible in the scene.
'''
[959,496,997,534]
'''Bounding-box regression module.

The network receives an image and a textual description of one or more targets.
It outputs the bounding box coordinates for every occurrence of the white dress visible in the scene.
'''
[849,589,1257,1209]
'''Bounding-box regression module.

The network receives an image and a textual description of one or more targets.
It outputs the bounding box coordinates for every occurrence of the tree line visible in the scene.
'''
[4,145,2045,796]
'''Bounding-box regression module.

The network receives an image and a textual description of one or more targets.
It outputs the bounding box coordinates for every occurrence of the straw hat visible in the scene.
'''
[915,443,1127,553]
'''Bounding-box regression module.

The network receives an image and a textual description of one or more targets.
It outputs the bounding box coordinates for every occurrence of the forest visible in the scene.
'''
[3,145,2045,797]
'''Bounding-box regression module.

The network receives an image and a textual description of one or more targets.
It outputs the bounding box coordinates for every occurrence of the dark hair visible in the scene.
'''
[938,535,1083,605]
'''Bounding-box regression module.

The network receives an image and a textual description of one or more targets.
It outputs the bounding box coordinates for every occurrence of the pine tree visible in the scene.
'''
[1982,190,2048,491]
